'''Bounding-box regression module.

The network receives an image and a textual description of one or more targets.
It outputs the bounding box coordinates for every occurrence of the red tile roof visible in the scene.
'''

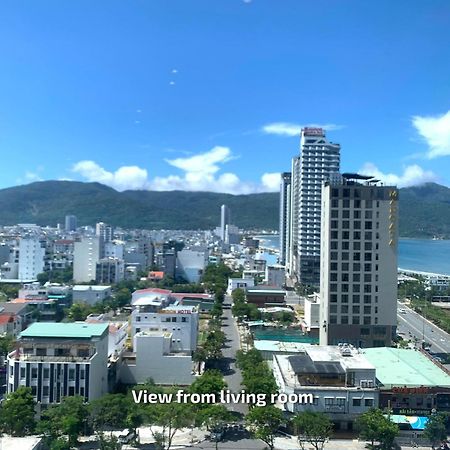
[0,314,15,325]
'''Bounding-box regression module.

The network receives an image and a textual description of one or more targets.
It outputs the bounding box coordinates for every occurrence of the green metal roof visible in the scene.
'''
[363,347,450,388]
[20,322,108,339]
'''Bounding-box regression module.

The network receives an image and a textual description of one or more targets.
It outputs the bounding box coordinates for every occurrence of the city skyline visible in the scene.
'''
[1,1,449,194]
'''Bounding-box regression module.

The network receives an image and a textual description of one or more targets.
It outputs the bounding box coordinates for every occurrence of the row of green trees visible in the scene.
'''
[236,349,278,400]
[231,288,261,321]
[0,371,231,450]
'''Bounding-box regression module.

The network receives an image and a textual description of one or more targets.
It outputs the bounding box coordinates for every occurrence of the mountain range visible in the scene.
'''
[0,180,449,238]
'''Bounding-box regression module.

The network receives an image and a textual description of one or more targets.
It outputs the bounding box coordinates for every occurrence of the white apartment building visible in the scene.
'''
[303,293,320,335]
[131,295,199,353]
[227,276,255,295]
[18,238,46,281]
[95,257,124,284]
[73,236,101,283]
[319,174,398,347]
[288,128,340,286]
[104,242,124,260]
[273,344,378,430]
[120,331,194,385]
[7,322,109,405]
[279,172,291,266]
[176,249,208,283]
[95,222,113,243]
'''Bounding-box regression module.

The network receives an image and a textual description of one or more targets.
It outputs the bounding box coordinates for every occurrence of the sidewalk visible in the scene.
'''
[273,435,431,450]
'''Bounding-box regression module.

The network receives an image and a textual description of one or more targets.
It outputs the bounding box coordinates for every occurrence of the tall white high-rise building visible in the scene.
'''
[73,236,101,283]
[96,222,113,243]
[319,174,398,347]
[288,128,340,286]
[220,205,230,242]
[18,238,46,280]
[279,172,291,265]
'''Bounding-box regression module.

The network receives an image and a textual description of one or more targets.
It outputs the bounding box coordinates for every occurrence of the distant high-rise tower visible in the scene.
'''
[95,222,113,243]
[65,215,77,232]
[319,174,398,347]
[279,172,291,265]
[220,205,230,242]
[288,128,340,286]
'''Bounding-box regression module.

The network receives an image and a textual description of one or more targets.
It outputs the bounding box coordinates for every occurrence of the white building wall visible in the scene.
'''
[131,308,198,352]
[73,236,101,283]
[227,277,255,295]
[18,238,46,280]
[120,332,194,385]
[176,249,208,283]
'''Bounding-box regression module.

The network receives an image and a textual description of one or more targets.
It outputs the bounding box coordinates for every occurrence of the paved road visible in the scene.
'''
[397,301,450,355]
[220,296,247,415]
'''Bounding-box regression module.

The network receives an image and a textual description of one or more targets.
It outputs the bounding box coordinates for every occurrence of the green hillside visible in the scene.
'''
[0,180,449,236]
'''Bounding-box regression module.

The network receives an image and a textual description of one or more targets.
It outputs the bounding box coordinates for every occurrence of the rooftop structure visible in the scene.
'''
[363,347,450,389]
[20,322,108,340]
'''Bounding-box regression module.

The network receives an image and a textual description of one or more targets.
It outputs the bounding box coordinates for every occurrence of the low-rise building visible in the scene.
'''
[227,276,255,295]
[7,322,109,405]
[120,330,194,386]
[363,347,450,416]
[0,313,21,337]
[273,344,378,430]
[246,286,286,308]
[303,293,320,337]
[96,257,124,284]
[73,285,112,305]
[264,265,285,288]
[131,299,198,353]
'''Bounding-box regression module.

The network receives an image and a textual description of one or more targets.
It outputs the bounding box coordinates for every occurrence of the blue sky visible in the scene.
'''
[0,0,449,193]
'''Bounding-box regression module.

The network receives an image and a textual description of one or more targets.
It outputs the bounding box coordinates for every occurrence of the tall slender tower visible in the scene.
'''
[319,174,398,347]
[279,172,291,265]
[220,205,230,242]
[289,128,340,286]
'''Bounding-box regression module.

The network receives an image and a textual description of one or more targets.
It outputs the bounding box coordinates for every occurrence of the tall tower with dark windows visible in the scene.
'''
[319,174,398,347]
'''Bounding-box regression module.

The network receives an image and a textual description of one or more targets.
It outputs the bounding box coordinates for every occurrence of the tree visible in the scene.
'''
[0,386,36,436]
[115,288,132,307]
[192,347,208,373]
[189,370,226,396]
[67,302,93,321]
[203,329,226,361]
[97,432,122,450]
[424,413,448,449]
[37,271,50,285]
[90,393,133,431]
[38,396,89,448]
[356,409,399,450]
[143,402,194,450]
[197,405,233,450]
[0,334,15,357]
[293,411,333,450]
[231,288,245,303]
[246,406,284,450]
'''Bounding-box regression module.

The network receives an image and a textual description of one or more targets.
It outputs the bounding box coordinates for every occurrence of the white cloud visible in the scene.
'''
[72,147,280,194]
[262,122,344,137]
[166,146,232,175]
[16,167,44,185]
[261,172,281,191]
[412,110,450,158]
[359,162,439,188]
[72,160,150,191]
